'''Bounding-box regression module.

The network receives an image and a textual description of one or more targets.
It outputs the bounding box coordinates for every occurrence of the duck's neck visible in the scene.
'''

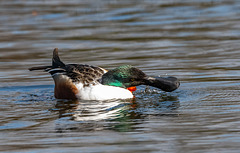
[101,70,126,88]
[105,81,124,88]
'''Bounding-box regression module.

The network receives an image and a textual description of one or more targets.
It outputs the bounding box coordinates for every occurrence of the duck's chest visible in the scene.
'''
[75,83,133,100]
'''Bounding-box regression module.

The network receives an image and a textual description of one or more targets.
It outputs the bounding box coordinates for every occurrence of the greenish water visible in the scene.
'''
[1,0,240,152]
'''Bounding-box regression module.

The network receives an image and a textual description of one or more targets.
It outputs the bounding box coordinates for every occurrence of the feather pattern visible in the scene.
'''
[46,64,107,86]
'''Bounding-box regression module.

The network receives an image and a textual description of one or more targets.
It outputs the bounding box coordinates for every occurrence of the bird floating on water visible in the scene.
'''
[29,48,180,100]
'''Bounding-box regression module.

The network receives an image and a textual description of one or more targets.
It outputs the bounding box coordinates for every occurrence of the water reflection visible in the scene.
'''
[55,99,134,121]
[53,91,180,132]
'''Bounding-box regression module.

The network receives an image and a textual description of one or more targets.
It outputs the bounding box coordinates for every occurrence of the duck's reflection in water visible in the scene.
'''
[55,99,135,121]
[54,95,180,132]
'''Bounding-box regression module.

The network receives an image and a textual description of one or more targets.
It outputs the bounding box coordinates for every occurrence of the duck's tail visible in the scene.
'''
[28,48,65,71]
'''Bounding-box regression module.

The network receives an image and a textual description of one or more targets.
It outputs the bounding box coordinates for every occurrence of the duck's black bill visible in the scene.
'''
[145,76,180,92]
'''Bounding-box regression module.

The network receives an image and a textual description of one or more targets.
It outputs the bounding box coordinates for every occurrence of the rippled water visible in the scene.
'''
[1,0,240,152]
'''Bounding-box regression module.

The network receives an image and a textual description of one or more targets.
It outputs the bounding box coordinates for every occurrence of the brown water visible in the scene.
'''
[1,0,240,152]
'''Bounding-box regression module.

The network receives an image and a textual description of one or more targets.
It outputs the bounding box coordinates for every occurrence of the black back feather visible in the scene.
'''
[52,48,65,68]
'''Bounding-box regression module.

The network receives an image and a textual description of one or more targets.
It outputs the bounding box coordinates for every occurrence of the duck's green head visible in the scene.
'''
[101,65,146,88]
[101,65,180,92]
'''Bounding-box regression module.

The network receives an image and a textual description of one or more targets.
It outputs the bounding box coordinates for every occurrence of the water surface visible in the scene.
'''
[1,0,240,152]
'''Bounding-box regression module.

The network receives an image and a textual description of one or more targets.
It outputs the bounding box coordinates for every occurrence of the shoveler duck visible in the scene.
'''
[29,48,180,100]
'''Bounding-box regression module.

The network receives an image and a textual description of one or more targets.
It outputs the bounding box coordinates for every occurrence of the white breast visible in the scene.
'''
[75,83,134,100]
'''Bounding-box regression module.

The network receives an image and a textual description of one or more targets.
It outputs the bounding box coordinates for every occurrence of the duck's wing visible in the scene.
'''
[29,48,107,86]
[54,64,107,86]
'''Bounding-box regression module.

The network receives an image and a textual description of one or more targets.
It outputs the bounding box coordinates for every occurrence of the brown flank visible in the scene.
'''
[53,75,78,100]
